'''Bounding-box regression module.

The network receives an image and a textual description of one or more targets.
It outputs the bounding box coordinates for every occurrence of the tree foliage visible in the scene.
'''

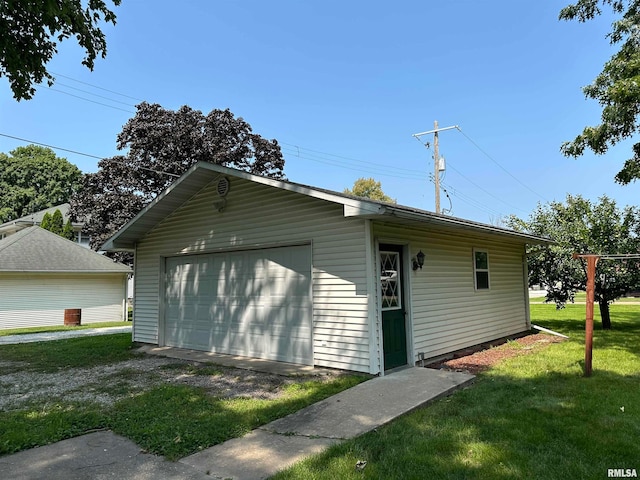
[70,102,286,260]
[62,219,75,240]
[344,177,396,203]
[559,0,640,184]
[40,208,74,240]
[0,0,121,101]
[40,212,52,231]
[49,209,64,235]
[507,194,640,329]
[0,145,82,223]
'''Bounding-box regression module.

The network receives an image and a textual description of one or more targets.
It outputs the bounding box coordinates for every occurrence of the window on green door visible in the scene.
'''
[473,249,490,290]
[380,251,401,309]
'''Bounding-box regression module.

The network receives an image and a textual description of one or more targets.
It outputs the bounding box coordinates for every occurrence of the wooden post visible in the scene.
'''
[584,255,598,376]
[572,253,600,376]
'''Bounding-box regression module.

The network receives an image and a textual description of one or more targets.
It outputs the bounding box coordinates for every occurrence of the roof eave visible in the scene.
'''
[348,206,552,244]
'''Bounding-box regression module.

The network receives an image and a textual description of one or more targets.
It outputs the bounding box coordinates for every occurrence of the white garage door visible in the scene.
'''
[164,245,312,365]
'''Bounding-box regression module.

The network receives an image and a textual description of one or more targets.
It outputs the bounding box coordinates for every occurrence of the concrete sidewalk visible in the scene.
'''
[182,367,473,479]
[0,367,473,480]
[0,325,132,345]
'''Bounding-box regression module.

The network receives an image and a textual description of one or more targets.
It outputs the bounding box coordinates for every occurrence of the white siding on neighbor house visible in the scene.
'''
[0,273,127,329]
[134,177,372,373]
[373,223,528,363]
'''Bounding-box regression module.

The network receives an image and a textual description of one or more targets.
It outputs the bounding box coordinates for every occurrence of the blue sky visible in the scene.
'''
[1,1,635,223]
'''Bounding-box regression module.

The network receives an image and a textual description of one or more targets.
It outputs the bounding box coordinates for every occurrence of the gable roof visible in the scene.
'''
[0,226,131,273]
[0,203,84,234]
[102,162,551,251]
[0,203,68,227]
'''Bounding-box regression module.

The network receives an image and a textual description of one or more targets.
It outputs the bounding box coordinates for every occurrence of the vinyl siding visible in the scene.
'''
[373,222,528,363]
[134,177,372,373]
[0,273,127,329]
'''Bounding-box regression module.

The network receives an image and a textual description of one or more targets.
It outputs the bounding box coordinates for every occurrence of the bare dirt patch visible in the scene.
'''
[427,333,566,375]
[0,355,344,411]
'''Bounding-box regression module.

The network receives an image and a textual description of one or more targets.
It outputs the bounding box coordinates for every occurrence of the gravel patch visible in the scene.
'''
[0,355,339,411]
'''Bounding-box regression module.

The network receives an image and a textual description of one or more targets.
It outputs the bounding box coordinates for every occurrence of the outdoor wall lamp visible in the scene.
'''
[412,250,425,271]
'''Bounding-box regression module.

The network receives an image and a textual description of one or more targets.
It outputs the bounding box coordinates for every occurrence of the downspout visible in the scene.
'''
[523,249,531,330]
[123,273,128,322]
[132,242,138,341]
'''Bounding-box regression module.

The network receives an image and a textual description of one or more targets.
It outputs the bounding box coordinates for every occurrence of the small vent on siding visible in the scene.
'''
[216,177,230,197]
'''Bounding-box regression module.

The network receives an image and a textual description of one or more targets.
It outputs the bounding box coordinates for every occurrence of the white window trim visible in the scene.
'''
[473,248,490,291]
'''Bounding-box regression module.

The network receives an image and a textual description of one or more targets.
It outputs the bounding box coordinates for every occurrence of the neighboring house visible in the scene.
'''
[103,162,549,375]
[0,203,89,247]
[0,227,131,329]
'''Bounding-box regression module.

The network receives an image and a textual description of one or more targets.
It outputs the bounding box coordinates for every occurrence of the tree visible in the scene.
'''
[40,212,52,231]
[62,219,75,241]
[49,209,64,235]
[0,0,121,101]
[507,194,640,329]
[559,0,640,184]
[0,145,82,223]
[40,208,74,240]
[70,102,285,261]
[344,178,396,203]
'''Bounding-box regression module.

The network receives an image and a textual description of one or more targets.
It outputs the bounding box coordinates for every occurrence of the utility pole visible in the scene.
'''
[413,122,458,214]
[433,120,440,214]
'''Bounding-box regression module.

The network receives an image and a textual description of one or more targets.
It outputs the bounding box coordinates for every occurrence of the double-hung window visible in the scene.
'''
[473,249,490,290]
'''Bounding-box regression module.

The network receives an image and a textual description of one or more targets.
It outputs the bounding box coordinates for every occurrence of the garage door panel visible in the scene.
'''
[267,333,312,364]
[164,245,312,365]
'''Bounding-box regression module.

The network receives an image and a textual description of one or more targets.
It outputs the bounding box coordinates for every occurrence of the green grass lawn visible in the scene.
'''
[274,304,640,480]
[0,321,130,337]
[0,334,367,460]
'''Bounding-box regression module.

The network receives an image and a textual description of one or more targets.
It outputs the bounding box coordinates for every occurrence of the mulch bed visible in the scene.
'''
[426,333,566,375]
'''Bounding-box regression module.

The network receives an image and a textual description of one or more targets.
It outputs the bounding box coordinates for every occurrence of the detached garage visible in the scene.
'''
[0,226,131,329]
[103,162,549,375]
[164,245,312,364]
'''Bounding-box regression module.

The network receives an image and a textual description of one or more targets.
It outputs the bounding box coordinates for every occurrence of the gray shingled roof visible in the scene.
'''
[0,226,131,273]
[0,203,70,227]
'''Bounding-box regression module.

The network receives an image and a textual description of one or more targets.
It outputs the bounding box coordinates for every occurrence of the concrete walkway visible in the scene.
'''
[0,325,132,345]
[181,367,474,479]
[0,366,473,480]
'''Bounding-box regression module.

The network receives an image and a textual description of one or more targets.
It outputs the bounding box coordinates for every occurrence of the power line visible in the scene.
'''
[280,142,419,176]
[280,146,421,181]
[39,74,425,182]
[415,135,529,215]
[54,81,138,107]
[0,133,103,160]
[455,127,549,202]
[49,71,145,102]
[444,159,529,214]
[438,177,506,218]
[42,87,136,114]
[0,133,180,178]
[1,131,514,217]
[11,71,544,216]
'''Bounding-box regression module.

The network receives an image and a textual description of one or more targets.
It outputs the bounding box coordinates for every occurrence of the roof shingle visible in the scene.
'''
[0,226,131,273]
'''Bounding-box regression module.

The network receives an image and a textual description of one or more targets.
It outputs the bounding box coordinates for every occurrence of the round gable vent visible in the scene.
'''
[216,177,230,197]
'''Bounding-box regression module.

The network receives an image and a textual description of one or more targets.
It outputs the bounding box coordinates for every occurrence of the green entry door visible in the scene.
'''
[380,244,408,370]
